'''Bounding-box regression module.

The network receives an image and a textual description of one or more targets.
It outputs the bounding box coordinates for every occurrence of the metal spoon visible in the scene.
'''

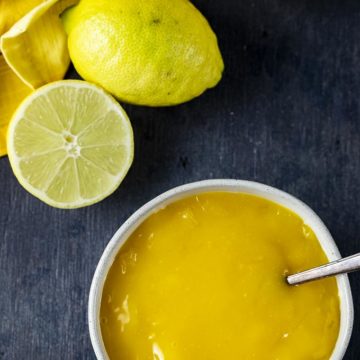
[286,253,360,285]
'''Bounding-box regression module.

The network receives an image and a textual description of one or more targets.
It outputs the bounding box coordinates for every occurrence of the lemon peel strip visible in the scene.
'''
[1,0,79,89]
[0,0,44,36]
[0,55,32,157]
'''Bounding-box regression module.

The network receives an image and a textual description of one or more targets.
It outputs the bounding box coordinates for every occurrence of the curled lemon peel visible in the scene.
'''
[1,0,78,89]
[0,0,45,36]
[0,0,77,157]
[0,55,32,156]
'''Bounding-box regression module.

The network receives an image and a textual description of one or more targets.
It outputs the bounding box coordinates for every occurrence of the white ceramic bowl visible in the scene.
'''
[89,179,354,360]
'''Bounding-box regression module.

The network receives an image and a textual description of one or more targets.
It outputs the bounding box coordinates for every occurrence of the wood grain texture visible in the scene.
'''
[1,0,360,358]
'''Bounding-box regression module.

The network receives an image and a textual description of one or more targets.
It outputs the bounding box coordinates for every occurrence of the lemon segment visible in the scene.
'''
[1,0,78,89]
[62,0,224,106]
[7,80,134,209]
[0,0,44,36]
[0,55,32,157]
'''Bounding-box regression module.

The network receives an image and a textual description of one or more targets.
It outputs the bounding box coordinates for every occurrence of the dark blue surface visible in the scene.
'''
[1,0,360,358]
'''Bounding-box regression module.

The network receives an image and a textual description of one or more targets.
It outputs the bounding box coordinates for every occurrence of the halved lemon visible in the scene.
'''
[7,80,134,208]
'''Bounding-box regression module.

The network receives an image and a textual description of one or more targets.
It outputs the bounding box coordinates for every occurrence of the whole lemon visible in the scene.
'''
[62,0,224,106]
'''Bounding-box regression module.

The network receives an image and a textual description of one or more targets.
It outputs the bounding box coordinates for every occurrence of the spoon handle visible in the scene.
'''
[286,252,360,285]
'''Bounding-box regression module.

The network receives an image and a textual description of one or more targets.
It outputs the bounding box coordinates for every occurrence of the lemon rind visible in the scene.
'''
[0,0,78,89]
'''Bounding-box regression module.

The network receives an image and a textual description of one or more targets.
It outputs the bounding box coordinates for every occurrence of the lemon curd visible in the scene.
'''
[100,192,340,359]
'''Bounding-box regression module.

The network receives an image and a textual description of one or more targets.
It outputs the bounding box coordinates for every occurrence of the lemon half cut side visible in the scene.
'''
[7,80,134,209]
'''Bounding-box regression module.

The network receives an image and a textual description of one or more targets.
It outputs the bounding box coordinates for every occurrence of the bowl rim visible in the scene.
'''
[88,179,354,360]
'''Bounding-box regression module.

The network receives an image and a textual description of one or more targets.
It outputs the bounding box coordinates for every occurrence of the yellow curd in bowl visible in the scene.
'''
[100,192,340,359]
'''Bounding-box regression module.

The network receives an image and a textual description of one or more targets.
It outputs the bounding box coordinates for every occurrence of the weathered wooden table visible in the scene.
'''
[1,0,360,358]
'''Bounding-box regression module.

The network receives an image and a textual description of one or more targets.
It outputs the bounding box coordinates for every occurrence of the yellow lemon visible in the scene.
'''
[62,0,224,106]
[7,81,134,208]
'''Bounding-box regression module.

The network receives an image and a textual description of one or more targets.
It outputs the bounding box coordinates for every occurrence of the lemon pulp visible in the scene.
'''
[101,192,340,359]
[7,80,134,208]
